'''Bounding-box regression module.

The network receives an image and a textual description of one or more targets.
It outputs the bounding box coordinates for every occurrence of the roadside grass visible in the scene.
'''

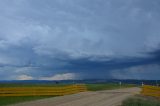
[122,95,160,106]
[0,83,136,106]
[0,96,54,106]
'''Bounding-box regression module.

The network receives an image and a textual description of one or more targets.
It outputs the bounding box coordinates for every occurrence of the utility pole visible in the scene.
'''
[156,80,158,86]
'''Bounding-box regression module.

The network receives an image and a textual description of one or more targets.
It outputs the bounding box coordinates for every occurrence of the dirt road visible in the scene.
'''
[9,87,140,106]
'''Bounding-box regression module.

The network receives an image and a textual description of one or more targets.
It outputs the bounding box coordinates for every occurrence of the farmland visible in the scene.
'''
[0,83,135,106]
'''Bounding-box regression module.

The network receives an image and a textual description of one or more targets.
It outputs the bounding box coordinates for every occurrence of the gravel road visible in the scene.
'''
[9,87,140,106]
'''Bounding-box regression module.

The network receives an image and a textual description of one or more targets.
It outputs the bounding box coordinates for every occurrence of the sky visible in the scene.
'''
[0,0,160,80]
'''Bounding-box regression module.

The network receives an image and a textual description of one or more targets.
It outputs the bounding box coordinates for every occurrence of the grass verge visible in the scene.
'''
[0,96,54,106]
[122,95,160,106]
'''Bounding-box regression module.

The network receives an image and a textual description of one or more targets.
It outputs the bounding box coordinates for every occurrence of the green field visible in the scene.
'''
[0,83,135,106]
[86,83,135,91]
[122,95,160,106]
[0,96,54,106]
[0,83,70,87]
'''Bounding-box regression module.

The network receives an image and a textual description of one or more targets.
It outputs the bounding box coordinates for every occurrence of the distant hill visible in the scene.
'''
[0,79,159,85]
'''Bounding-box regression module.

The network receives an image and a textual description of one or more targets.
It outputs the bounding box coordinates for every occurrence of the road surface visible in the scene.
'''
[9,87,140,106]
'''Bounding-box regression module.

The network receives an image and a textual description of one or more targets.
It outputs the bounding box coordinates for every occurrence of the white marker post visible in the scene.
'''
[142,82,144,87]
[119,81,122,88]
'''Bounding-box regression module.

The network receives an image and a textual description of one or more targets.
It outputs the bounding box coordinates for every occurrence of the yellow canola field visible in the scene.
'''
[0,84,87,96]
[141,85,160,98]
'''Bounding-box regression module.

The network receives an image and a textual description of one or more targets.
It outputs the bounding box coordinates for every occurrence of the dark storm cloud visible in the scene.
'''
[54,49,160,79]
[0,0,160,80]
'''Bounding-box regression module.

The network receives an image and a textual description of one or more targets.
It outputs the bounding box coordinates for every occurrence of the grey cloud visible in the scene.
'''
[0,0,160,80]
